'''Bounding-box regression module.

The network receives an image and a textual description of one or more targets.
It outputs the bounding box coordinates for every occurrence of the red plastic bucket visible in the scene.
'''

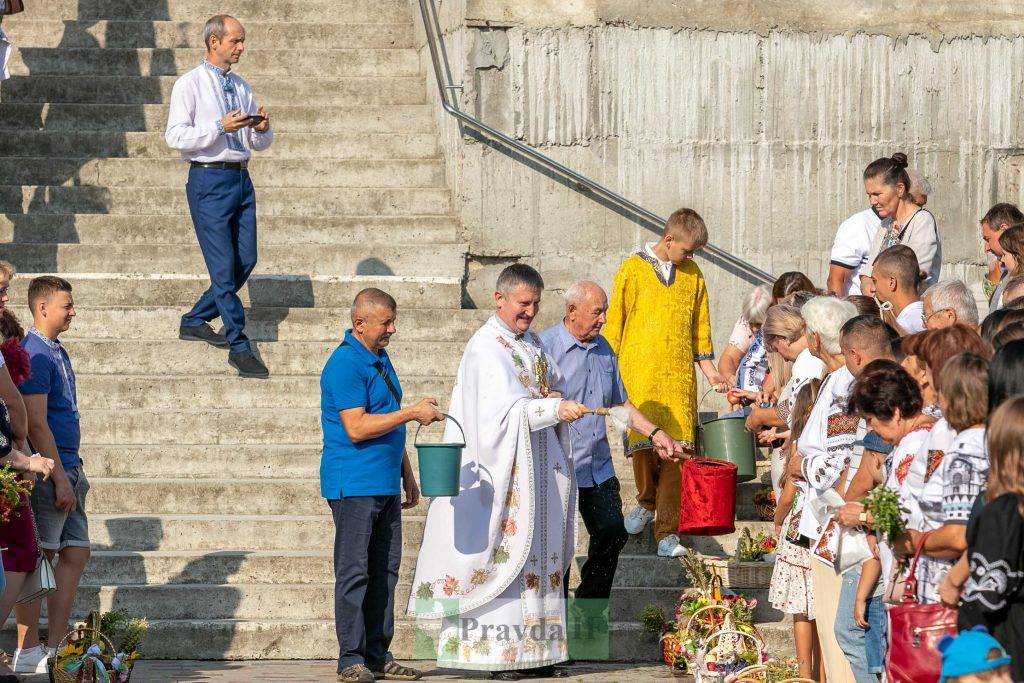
[678,457,737,536]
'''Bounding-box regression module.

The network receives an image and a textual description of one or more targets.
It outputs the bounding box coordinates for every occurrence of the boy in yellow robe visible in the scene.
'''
[603,208,729,557]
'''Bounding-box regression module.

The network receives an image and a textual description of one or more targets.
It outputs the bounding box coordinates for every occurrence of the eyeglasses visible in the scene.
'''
[922,308,951,325]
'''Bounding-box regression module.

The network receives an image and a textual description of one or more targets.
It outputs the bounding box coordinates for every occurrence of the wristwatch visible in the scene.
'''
[858,511,868,524]
[757,401,772,409]
[649,427,663,440]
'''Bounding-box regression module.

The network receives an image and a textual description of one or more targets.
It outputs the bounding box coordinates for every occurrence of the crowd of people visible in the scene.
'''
[731,153,1024,682]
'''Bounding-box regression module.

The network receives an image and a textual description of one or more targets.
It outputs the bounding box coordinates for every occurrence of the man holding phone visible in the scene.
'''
[165,14,273,378]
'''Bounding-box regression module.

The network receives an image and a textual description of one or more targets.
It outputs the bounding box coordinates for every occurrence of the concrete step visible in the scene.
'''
[64,339,463,375]
[5,273,465,309]
[4,20,415,50]
[0,158,445,188]
[71,374,453,410]
[2,213,456,245]
[0,75,426,105]
[9,48,421,78]
[59,306,485,342]
[82,478,769,522]
[3,241,464,277]
[79,550,780,616]
[0,617,792,661]
[24,0,413,22]
[86,513,773,557]
[0,131,440,159]
[0,186,452,216]
[6,237,462,274]
[0,103,436,133]
[64,581,782,626]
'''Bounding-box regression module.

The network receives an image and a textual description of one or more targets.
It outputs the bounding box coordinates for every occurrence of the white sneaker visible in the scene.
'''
[12,644,52,674]
[623,505,655,534]
[657,534,686,558]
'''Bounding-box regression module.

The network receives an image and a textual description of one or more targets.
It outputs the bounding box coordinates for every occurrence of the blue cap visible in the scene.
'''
[938,626,1012,682]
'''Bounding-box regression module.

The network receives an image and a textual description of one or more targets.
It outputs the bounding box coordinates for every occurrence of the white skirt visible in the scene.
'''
[768,537,815,619]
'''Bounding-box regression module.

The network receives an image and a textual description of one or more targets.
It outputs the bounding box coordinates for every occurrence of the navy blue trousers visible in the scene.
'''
[329,495,402,672]
[181,165,257,352]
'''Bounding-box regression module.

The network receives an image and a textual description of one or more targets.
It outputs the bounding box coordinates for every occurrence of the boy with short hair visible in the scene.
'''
[12,276,89,675]
[939,626,1013,683]
[604,208,729,558]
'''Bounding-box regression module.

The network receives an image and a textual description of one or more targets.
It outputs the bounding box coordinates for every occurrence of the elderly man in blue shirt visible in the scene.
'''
[538,281,681,601]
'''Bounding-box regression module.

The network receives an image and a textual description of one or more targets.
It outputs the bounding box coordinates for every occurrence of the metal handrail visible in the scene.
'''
[415,0,774,286]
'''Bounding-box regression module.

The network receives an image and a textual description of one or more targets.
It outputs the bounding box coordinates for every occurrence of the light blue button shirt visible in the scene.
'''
[537,322,627,488]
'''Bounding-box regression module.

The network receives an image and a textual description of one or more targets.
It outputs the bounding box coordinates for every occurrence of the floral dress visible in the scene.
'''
[769,487,815,619]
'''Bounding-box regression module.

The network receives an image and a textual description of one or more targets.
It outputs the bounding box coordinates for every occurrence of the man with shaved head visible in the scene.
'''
[320,288,442,683]
[167,14,273,377]
[538,281,680,606]
[870,244,926,334]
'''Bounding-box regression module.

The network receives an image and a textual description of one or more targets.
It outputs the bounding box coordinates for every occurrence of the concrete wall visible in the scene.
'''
[412,0,1024,342]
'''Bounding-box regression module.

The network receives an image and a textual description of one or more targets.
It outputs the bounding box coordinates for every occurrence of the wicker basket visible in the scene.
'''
[754,501,775,521]
[48,627,131,683]
[705,557,775,588]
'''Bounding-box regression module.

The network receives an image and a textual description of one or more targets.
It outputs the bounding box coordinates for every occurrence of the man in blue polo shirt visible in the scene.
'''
[12,276,88,675]
[321,287,443,683]
[538,281,680,597]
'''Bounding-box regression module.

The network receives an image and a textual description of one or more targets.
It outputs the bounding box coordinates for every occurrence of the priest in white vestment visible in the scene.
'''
[408,264,586,678]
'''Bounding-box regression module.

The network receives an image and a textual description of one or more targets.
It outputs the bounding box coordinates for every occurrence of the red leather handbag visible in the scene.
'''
[678,457,737,536]
[886,531,958,683]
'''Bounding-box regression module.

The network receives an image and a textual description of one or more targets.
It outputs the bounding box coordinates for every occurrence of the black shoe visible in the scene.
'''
[228,350,269,378]
[179,323,229,348]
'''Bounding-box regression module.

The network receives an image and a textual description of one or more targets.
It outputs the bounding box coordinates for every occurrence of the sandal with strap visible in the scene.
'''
[369,661,422,681]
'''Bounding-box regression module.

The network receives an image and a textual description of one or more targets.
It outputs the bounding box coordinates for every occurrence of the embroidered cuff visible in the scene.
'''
[215,119,226,136]
[526,397,562,431]
[694,352,715,361]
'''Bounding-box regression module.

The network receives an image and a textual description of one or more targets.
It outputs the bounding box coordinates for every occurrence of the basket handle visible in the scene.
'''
[702,628,765,653]
[414,413,465,448]
[683,604,734,636]
[54,625,116,658]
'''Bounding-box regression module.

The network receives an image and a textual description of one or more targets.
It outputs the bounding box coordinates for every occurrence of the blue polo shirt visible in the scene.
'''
[538,322,627,487]
[18,329,81,470]
[320,330,406,499]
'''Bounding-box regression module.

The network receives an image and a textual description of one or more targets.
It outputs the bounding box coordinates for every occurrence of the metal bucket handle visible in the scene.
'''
[414,413,466,448]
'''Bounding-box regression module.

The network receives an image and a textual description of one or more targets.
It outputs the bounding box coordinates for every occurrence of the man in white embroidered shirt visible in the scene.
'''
[165,14,272,378]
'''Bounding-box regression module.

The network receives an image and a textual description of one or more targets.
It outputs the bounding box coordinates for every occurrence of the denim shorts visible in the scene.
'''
[30,465,90,551]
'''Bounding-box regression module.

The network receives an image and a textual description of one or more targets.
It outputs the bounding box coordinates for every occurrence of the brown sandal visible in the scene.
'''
[370,661,422,681]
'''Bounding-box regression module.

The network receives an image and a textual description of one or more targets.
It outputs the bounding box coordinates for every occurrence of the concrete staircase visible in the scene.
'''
[0,0,790,662]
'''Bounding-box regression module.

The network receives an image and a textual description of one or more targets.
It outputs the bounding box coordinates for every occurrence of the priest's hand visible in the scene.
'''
[557,400,586,423]
[410,398,444,425]
[402,473,421,509]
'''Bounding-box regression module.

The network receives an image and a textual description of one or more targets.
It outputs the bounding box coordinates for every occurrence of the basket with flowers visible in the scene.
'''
[705,529,778,588]
[49,610,148,683]
[752,487,776,521]
[641,550,763,677]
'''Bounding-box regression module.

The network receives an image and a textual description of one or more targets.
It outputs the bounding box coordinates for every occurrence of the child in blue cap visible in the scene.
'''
[938,626,1013,683]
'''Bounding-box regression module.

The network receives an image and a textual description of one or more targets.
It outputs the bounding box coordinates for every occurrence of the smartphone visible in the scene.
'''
[242,115,266,126]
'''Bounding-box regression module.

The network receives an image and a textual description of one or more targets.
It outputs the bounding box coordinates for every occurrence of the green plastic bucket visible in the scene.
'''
[414,413,465,497]
[697,390,757,483]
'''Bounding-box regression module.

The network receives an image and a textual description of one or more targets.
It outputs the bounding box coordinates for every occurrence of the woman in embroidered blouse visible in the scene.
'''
[900,353,990,604]
[847,359,936,599]
[957,396,1024,682]
[859,153,942,295]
